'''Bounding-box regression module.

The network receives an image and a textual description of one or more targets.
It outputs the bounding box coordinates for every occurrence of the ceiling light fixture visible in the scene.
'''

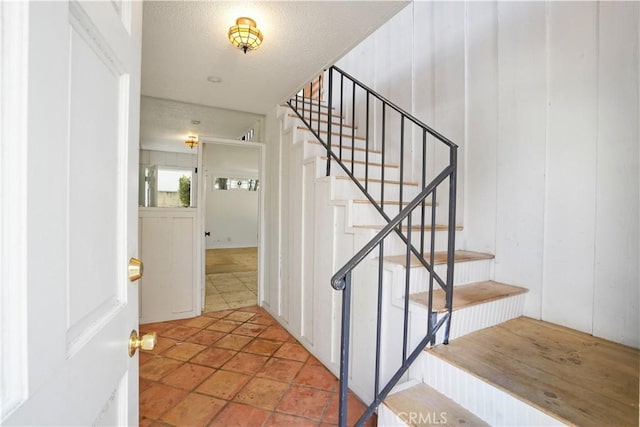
[207,76,222,83]
[228,17,263,54]
[185,135,198,149]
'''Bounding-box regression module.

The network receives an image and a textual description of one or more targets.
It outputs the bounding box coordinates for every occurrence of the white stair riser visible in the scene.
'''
[304,140,384,165]
[349,201,443,227]
[420,352,563,427]
[289,117,356,133]
[306,155,400,182]
[348,224,455,255]
[295,127,370,151]
[287,100,332,112]
[330,160,401,182]
[385,259,494,295]
[331,177,420,202]
[405,293,526,346]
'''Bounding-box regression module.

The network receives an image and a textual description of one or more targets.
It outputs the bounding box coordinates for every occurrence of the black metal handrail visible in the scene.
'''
[287,65,458,427]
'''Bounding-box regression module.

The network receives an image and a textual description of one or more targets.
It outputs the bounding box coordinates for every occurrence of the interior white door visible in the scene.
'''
[1,1,143,425]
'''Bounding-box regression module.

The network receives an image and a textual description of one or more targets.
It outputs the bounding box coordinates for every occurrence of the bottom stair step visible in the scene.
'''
[410,281,528,313]
[425,317,640,426]
[380,383,489,426]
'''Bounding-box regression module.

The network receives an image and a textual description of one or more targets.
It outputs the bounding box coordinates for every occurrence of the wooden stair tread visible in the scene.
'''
[290,114,356,129]
[410,281,528,313]
[335,176,418,186]
[385,250,494,268]
[429,317,640,427]
[385,383,489,426]
[297,126,367,141]
[285,100,333,110]
[285,107,343,120]
[308,140,381,154]
[320,156,398,169]
[352,199,433,206]
[355,224,461,232]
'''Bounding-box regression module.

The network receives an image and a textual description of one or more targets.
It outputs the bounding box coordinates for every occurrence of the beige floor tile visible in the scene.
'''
[228,299,257,309]
[214,281,246,292]
[222,290,257,303]
[210,277,242,286]
[205,298,230,312]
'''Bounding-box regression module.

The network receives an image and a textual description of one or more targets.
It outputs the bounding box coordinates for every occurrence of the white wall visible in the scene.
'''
[263,110,282,312]
[204,143,259,249]
[335,2,639,347]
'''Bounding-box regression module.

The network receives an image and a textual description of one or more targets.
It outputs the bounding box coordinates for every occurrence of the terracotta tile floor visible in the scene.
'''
[139,306,375,426]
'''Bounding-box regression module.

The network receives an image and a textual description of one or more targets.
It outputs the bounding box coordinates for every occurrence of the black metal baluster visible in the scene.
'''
[421,129,427,254]
[402,213,412,362]
[326,69,333,177]
[399,115,404,216]
[365,92,370,192]
[351,80,356,174]
[317,76,321,136]
[444,148,458,345]
[339,74,344,161]
[338,272,352,427]
[308,81,313,126]
[381,103,386,209]
[428,188,437,345]
[374,240,384,398]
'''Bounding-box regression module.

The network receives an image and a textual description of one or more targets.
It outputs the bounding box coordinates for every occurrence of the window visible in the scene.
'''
[142,167,197,208]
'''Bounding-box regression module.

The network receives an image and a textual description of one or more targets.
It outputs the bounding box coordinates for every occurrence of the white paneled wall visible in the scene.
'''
[330,2,639,347]
[494,1,548,323]
[592,2,640,346]
[139,208,198,324]
[542,2,599,334]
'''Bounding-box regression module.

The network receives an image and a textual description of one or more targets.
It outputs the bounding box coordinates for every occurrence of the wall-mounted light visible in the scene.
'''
[228,17,263,54]
[185,135,198,149]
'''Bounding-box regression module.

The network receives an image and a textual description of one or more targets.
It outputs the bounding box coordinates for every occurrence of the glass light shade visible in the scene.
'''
[228,17,263,54]
[185,136,198,149]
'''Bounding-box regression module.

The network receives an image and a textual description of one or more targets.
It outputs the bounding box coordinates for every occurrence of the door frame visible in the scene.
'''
[196,137,266,311]
[1,0,29,418]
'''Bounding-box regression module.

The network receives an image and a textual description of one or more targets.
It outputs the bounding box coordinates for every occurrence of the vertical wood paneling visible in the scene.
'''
[278,128,290,320]
[301,162,315,342]
[171,217,194,312]
[495,2,547,319]
[464,2,498,254]
[412,2,437,184]
[593,2,640,347]
[433,2,466,224]
[266,111,283,310]
[139,211,198,323]
[542,2,598,333]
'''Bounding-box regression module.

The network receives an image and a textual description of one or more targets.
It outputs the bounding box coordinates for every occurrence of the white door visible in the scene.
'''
[1,1,143,425]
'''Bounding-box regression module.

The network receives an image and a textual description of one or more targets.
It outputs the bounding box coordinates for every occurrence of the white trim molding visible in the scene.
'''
[0,0,29,420]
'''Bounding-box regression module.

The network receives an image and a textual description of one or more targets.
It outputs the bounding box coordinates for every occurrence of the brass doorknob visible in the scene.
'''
[128,257,143,282]
[129,330,157,357]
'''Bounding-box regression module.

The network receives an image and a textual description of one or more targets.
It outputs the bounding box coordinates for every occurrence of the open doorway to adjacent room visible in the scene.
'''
[200,140,263,312]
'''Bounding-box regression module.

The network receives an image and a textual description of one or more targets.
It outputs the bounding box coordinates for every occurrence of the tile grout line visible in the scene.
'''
[140,306,366,426]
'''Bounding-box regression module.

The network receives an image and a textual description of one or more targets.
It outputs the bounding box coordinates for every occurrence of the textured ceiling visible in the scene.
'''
[140,96,263,153]
[141,1,408,115]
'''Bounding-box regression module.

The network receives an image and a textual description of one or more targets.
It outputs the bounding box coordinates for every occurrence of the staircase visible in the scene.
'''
[278,67,638,426]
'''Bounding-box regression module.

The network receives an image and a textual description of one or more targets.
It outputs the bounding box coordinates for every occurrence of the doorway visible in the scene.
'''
[199,140,263,312]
